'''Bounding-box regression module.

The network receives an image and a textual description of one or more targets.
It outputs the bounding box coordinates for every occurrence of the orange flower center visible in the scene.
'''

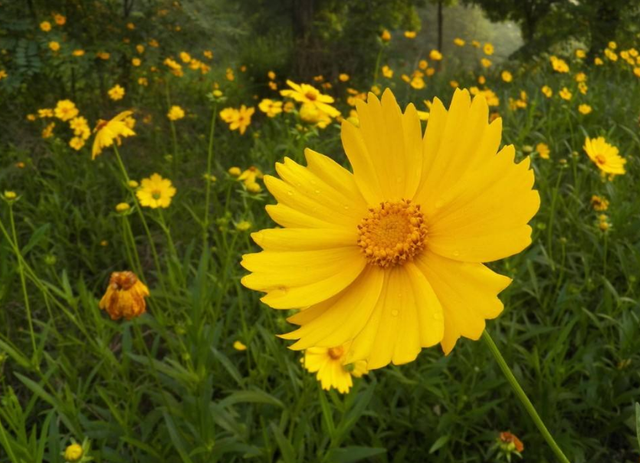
[305,91,317,101]
[357,200,427,268]
[328,346,344,360]
[595,154,606,165]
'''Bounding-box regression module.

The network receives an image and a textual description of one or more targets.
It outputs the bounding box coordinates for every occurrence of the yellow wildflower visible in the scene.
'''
[136,173,177,208]
[91,111,136,159]
[99,271,149,321]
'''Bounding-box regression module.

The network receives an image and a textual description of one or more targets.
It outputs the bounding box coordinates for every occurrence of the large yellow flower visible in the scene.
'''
[241,89,539,370]
[584,136,626,177]
[281,80,340,118]
[303,342,368,393]
[92,111,136,159]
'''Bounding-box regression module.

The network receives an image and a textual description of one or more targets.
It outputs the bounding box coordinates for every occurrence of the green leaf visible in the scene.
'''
[635,402,640,450]
[324,446,387,463]
[270,422,295,463]
[429,435,450,454]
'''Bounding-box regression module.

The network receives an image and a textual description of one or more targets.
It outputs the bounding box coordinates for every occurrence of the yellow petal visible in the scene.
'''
[251,228,357,251]
[415,250,511,355]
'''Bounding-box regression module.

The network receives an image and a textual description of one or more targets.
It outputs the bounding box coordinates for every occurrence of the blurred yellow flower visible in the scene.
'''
[246,182,262,194]
[132,58,141,67]
[550,56,569,73]
[429,49,443,61]
[404,31,416,39]
[203,50,213,59]
[481,58,492,68]
[536,143,550,160]
[559,87,572,100]
[69,137,85,151]
[483,43,494,55]
[410,76,425,89]
[241,89,539,366]
[128,180,139,188]
[40,21,52,32]
[137,174,176,208]
[167,105,185,121]
[584,137,626,177]
[223,105,255,135]
[380,29,391,42]
[471,40,480,48]
[578,104,592,115]
[115,202,131,212]
[381,65,394,78]
[634,68,640,78]
[594,57,603,65]
[226,68,235,81]
[99,271,149,321]
[97,51,110,60]
[137,44,145,54]
[501,71,512,82]
[49,41,60,52]
[108,85,125,101]
[574,72,587,83]
[72,49,85,57]
[54,100,79,121]
[42,122,55,139]
[233,340,247,351]
[575,49,586,59]
[63,443,83,462]
[92,110,136,159]
[281,80,340,118]
[70,116,91,139]
[4,191,17,200]
[453,38,465,46]
[228,166,241,177]
[339,73,350,82]
[238,166,263,186]
[236,221,252,231]
[541,85,553,98]
[303,343,367,393]
[590,195,609,211]
[578,82,588,95]
[258,99,283,118]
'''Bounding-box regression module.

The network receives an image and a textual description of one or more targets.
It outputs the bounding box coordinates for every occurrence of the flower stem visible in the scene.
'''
[482,330,571,463]
[203,103,218,248]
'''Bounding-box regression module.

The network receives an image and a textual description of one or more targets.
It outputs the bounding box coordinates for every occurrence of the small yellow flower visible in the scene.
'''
[598,215,610,232]
[226,68,235,81]
[236,220,252,231]
[53,14,66,26]
[501,71,512,83]
[99,271,149,321]
[223,105,255,135]
[72,49,85,57]
[575,49,586,58]
[453,38,465,47]
[584,136,626,177]
[338,73,350,82]
[536,143,550,160]
[167,105,185,121]
[4,191,17,200]
[381,65,394,78]
[558,87,572,100]
[380,29,391,42]
[228,167,241,177]
[578,104,592,115]
[42,122,55,139]
[483,43,494,55]
[404,31,416,39]
[246,182,262,194]
[63,443,83,462]
[92,111,136,159]
[594,57,603,65]
[108,85,125,101]
[480,58,492,68]
[471,40,481,48]
[410,76,425,90]
[590,195,609,211]
[40,21,52,32]
[128,180,139,188]
[281,80,340,118]
[550,56,569,73]
[303,343,368,394]
[54,100,79,121]
[233,340,247,351]
[541,85,553,98]
[258,99,283,118]
[69,137,85,150]
[115,202,131,213]
[49,41,60,52]
[429,49,443,61]
[0,70,7,80]
[132,57,141,67]
[136,174,176,209]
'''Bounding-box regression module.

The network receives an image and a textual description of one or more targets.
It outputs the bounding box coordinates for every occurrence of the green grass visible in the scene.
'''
[2,18,640,463]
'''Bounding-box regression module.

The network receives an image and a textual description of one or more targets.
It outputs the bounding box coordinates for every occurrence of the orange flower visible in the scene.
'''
[99,271,149,321]
[499,431,524,453]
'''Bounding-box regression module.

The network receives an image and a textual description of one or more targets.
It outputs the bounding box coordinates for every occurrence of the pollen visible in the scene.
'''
[328,346,344,359]
[357,200,428,268]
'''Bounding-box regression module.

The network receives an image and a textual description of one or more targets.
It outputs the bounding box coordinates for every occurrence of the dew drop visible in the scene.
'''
[452,250,460,257]
[344,205,350,210]
[287,190,293,196]
[314,189,321,194]
[391,309,399,317]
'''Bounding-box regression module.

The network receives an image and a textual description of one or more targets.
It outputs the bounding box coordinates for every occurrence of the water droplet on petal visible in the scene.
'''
[452,250,460,257]
[287,190,293,196]
[344,205,350,210]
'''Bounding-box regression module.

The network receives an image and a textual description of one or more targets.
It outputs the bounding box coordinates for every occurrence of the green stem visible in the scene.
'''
[203,103,218,248]
[482,331,571,463]
[8,205,37,354]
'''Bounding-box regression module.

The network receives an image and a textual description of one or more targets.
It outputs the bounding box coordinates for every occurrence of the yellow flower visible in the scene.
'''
[303,343,368,393]
[54,100,79,121]
[49,41,60,52]
[226,68,235,81]
[574,72,587,83]
[471,40,480,48]
[238,166,263,186]
[477,75,486,85]
[404,31,416,39]
[128,180,139,188]
[228,166,241,177]
[108,85,125,101]
[380,30,391,42]
[483,43,494,55]
[598,216,610,232]
[63,443,83,462]
[299,103,332,128]
[258,99,283,118]
[541,85,553,98]
[91,111,136,159]
[501,71,512,83]
[246,182,262,194]
[481,58,492,68]
[233,340,247,351]
[115,202,131,212]
[180,51,191,63]
[99,271,149,321]
[550,56,569,73]
[410,76,425,90]
[608,41,617,50]
[224,105,255,135]
[578,104,592,115]
[594,57,603,65]
[578,82,587,95]
[429,49,443,61]
[536,142,550,160]
[575,49,586,59]
[136,173,176,208]
[236,221,252,231]
[453,38,465,47]
[42,122,55,139]
[53,13,66,25]
[0,70,7,80]
[281,80,340,118]
[4,191,17,200]
[40,21,52,32]
[72,49,85,57]
[584,137,626,177]
[634,68,640,78]
[167,105,185,121]
[132,57,141,67]
[70,116,91,139]
[97,51,110,60]
[590,195,609,212]
[241,89,539,367]
[558,87,572,100]
[339,73,350,82]
[381,65,394,78]
[69,137,85,150]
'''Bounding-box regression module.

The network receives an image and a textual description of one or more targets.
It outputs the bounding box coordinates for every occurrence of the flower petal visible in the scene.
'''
[415,250,512,354]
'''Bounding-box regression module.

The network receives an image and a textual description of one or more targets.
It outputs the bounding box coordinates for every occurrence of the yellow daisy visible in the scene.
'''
[92,111,136,159]
[280,80,340,118]
[303,342,367,393]
[136,173,176,208]
[583,137,626,177]
[241,89,540,369]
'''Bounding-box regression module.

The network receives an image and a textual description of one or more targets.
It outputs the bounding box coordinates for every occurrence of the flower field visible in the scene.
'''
[1,1,640,462]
